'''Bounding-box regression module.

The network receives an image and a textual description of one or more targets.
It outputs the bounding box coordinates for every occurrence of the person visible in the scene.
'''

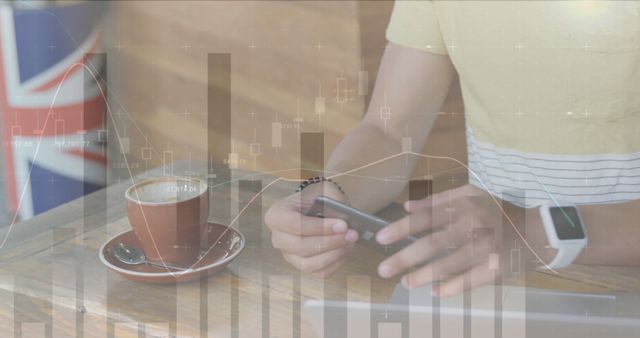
[264,1,640,297]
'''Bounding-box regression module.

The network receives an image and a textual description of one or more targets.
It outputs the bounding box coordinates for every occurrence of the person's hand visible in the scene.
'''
[265,182,359,277]
[376,184,530,297]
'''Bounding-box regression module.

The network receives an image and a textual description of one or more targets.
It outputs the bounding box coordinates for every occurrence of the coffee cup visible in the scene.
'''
[125,176,209,267]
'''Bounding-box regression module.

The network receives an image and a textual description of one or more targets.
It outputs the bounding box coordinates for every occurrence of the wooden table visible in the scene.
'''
[1,163,639,338]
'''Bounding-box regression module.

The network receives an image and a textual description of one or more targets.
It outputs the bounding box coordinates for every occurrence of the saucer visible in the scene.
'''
[99,221,245,283]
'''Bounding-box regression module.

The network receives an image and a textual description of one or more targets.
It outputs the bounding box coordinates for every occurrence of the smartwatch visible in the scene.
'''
[538,204,588,269]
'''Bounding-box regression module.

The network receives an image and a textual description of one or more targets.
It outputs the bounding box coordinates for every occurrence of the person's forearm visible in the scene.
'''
[324,43,456,213]
[575,200,640,266]
[518,200,640,267]
[326,122,416,213]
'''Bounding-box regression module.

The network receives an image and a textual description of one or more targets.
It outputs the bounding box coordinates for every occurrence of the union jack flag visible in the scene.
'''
[0,3,107,220]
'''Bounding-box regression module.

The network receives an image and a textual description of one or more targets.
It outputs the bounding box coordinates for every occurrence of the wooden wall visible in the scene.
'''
[104,1,466,182]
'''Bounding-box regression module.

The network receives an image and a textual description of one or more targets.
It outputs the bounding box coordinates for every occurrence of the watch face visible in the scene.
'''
[550,206,585,240]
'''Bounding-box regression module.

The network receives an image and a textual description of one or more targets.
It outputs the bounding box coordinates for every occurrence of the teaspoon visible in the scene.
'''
[111,242,191,271]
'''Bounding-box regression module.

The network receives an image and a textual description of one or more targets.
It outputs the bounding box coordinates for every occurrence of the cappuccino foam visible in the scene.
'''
[127,178,207,204]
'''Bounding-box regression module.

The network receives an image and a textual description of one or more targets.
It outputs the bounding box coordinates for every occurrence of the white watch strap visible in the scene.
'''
[546,243,584,269]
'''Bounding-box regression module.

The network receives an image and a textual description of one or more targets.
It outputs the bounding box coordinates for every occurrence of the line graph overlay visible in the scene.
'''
[0,60,100,247]
[0,59,560,277]
[192,150,558,277]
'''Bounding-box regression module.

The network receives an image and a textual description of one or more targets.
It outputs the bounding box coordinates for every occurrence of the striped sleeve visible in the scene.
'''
[466,128,640,207]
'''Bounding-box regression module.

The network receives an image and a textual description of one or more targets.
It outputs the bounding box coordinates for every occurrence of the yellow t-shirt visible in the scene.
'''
[387,1,640,206]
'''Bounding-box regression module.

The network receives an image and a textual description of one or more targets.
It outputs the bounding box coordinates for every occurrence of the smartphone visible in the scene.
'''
[306,195,419,255]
